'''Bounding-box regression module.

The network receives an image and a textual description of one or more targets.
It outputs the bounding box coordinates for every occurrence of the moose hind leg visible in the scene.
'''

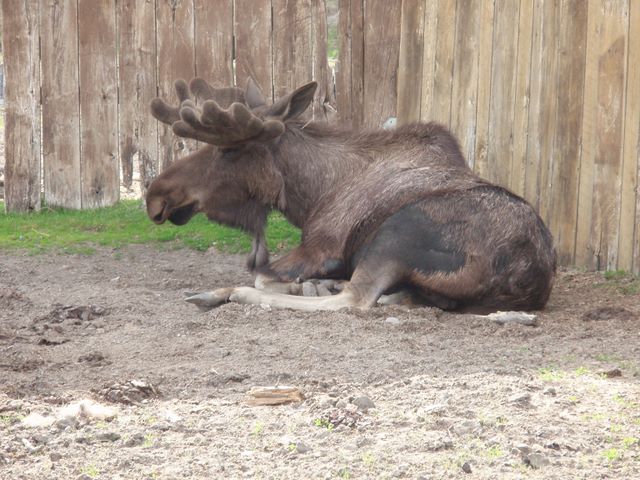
[350,204,467,308]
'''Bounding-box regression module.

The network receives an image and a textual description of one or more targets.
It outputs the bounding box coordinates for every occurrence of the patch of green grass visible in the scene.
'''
[252,421,265,438]
[574,366,591,377]
[142,433,155,448]
[313,418,334,431]
[485,446,504,459]
[601,270,640,295]
[81,464,100,478]
[362,451,376,469]
[601,447,622,462]
[0,413,23,425]
[337,467,351,479]
[538,366,566,382]
[0,200,300,255]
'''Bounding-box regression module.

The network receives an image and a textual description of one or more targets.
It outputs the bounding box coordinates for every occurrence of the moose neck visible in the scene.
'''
[270,123,366,227]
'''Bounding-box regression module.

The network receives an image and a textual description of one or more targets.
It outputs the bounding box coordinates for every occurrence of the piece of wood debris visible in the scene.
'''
[479,311,539,327]
[246,386,304,406]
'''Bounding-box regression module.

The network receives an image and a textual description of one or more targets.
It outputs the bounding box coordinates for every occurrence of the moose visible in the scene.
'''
[146,77,556,312]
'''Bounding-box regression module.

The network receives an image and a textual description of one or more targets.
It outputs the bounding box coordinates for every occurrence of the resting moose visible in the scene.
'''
[146,78,556,312]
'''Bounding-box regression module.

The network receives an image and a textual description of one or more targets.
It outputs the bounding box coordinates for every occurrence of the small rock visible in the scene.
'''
[152,422,171,432]
[316,284,332,296]
[50,452,62,462]
[124,433,145,447]
[461,461,472,474]
[352,396,375,411]
[508,393,532,405]
[54,416,79,431]
[385,316,401,326]
[32,433,50,445]
[513,443,531,455]
[335,399,348,409]
[418,403,447,416]
[316,395,336,408]
[21,438,40,453]
[600,368,622,378]
[294,442,312,454]
[76,474,93,480]
[96,432,121,442]
[454,420,481,435]
[524,453,550,469]
[302,281,318,297]
[543,387,557,396]
[391,464,409,477]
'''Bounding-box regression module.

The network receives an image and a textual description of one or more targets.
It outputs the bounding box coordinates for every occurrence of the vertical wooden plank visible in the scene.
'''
[363,0,401,128]
[548,0,587,265]
[2,0,41,212]
[78,0,118,208]
[419,0,438,122]
[336,0,353,125]
[619,0,640,273]
[397,0,425,125]
[336,0,364,127]
[311,0,333,121]
[509,0,534,196]
[575,0,600,268]
[591,0,628,270]
[473,0,495,178]
[577,0,628,270]
[430,0,457,126]
[40,0,81,209]
[486,0,520,188]
[234,0,273,101]
[194,0,234,86]
[272,0,313,100]
[118,0,158,194]
[156,0,195,171]
[449,0,481,166]
[524,0,559,219]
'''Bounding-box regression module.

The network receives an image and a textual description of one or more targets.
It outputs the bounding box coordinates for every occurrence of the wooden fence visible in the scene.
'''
[3,0,640,274]
[2,0,332,211]
[397,0,640,274]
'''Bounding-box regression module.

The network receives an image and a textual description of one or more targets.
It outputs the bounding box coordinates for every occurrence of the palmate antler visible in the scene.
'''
[150,78,246,125]
[152,77,318,149]
[151,78,285,148]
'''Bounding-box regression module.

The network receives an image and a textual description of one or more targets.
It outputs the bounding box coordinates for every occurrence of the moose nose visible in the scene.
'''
[149,201,167,224]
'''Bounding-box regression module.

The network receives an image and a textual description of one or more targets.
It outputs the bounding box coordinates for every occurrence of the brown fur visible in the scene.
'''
[147,79,556,312]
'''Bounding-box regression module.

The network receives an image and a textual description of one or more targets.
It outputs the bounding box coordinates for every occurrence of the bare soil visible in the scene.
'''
[1,245,639,479]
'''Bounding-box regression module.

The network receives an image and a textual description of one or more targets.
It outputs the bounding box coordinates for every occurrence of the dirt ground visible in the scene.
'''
[0,245,639,479]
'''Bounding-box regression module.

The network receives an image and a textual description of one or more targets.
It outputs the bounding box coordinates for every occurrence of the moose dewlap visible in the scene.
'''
[146,77,556,313]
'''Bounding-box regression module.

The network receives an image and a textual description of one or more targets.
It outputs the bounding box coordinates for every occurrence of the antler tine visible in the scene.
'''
[173,100,285,148]
[150,79,191,125]
[189,77,245,108]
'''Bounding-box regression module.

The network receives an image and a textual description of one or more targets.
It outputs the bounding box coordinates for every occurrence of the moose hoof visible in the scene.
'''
[184,290,229,311]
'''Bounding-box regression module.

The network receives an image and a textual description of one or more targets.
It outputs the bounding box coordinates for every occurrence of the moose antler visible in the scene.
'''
[150,79,191,125]
[150,78,245,126]
[172,100,285,148]
[151,77,281,147]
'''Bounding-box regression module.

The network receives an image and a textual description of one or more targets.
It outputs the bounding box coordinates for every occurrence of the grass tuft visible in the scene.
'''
[0,200,300,255]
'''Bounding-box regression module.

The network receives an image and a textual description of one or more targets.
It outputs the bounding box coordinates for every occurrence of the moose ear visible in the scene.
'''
[267,81,317,121]
[245,77,267,109]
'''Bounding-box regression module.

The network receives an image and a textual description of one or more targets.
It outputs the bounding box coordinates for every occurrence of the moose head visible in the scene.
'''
[146,78,317,270]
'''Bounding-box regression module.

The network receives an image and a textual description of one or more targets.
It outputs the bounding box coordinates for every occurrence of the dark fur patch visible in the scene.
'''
[353,205,465,275]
